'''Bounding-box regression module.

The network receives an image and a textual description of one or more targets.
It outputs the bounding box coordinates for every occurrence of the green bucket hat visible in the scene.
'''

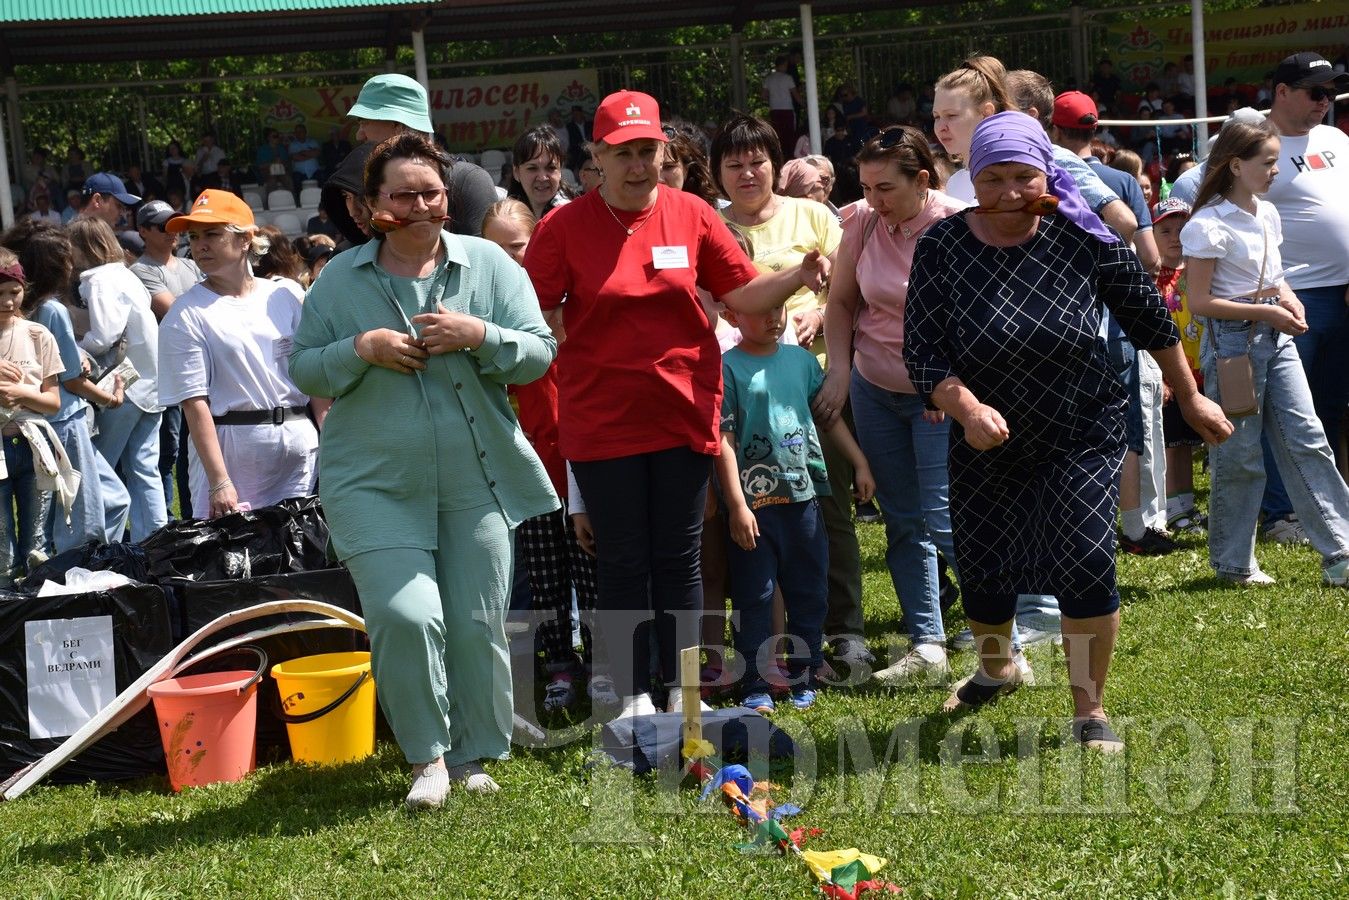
[348,74,433,134]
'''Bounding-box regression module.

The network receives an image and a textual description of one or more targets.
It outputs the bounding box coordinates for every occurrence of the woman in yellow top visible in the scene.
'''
[710,114,866,671]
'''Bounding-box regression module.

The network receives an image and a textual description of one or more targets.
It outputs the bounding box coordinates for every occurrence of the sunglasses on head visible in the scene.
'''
[661,124,678,139]
[876,127,907,149]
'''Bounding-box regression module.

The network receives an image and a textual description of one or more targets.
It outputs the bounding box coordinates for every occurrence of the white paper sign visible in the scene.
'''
[25,616,116,739]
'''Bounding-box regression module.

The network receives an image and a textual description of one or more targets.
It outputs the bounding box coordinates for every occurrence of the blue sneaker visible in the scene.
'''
[790,688,817,710]
[742,692,775,714]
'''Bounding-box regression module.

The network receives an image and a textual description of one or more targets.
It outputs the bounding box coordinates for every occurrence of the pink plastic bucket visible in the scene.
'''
[148,663,263,791]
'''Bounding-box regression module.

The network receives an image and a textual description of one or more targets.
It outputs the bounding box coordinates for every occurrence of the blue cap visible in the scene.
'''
[82,172,140,206]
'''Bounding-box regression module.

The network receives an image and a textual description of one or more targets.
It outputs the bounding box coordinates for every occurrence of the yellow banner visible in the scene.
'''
[1105,2,1349,90]
[259,69,600,152]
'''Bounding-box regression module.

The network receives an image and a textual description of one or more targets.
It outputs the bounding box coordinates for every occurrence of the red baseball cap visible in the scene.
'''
[592,91,668,145]
[1052,91,1100,129]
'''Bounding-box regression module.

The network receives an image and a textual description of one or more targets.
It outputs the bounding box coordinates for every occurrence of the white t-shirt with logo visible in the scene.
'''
[1267,124,1349,290]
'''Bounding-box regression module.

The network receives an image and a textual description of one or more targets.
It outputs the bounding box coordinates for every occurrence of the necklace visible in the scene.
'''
[601,190,659,236]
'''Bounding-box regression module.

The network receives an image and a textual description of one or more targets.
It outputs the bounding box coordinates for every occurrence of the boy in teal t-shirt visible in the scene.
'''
[716,303,873,713]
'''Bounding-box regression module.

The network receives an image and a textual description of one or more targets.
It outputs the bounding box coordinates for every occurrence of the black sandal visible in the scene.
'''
[942,669,1023,712]
[1072,717,1124,754]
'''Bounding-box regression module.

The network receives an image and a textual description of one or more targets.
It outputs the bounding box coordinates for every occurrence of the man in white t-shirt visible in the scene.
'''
[130,200,203,519]
[762,54,803,158]
[1257,51,1349,541]
[194,133,226,179]
[26,189,61,226]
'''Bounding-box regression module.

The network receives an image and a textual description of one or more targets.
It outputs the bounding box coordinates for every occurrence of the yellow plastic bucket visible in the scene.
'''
[269,651,376,766]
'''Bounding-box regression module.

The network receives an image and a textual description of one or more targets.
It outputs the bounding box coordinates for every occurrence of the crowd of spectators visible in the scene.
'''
[0,47,1345,806]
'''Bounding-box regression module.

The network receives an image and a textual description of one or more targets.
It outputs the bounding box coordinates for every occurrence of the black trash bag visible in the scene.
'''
[0,584,174,785]
[273,496,333,571]
[597,709,797,776]
[19,541,150,593]
[140,519,234,583]
[164,568,365,764]
[142,496,332,584]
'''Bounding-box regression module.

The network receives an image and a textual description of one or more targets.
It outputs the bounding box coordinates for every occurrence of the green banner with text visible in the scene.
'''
[1105,2,1349,90]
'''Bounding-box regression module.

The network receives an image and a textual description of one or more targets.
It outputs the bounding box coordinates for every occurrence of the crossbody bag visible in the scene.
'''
[1213,220,1268,418]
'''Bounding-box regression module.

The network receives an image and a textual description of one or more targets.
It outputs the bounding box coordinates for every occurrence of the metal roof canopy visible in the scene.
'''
[0,1,896,68]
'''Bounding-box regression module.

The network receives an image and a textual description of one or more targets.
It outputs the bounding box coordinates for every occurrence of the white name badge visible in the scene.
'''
[652,246,690,269]
[273,336,293,364]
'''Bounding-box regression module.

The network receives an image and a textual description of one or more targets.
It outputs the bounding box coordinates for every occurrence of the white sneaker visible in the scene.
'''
[872,646,951,688]
[1263,516,1308,545]
[666,690,713,714]
[447,761,499,794]
[616,692,657,718]
[1218,569,1277,586]
[1016,624,1062,648]
[405,762,450,810]
[588,674,620,707]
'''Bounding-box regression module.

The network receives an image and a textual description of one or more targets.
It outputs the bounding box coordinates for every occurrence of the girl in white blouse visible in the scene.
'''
[1183,118,1349,588]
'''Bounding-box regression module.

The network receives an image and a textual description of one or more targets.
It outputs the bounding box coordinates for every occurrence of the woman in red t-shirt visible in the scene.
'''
[523,90,829,717]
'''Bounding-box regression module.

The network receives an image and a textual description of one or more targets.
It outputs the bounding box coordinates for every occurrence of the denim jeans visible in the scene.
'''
[93,403,166,542]
[0,435,45,584]
[849,372,947,644]
[1205,319,1349,575]
[1110,337,1143,453]
[1260,282,1349,523]
[727,499,827,697]
[158,406,192,518]
[47,415,123,554]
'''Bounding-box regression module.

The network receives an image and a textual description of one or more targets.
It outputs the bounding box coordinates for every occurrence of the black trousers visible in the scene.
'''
[572,447,711,697]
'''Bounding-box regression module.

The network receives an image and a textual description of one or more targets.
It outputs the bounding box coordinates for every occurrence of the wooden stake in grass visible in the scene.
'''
[681,645,702,749]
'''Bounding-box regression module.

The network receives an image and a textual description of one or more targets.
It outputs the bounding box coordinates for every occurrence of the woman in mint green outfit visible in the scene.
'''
[291,134,558,810]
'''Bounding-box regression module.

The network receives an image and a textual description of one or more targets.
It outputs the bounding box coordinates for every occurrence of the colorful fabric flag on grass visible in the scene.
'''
[802,849,901,897]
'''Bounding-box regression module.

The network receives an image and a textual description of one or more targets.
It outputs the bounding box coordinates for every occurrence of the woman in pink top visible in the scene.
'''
[819,126,967,687]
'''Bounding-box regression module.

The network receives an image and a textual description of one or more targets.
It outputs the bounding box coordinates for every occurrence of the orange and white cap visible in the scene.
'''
[165,190,256,233]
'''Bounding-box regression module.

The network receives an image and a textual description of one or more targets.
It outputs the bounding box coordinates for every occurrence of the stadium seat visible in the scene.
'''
[272,212,303,236]
[267,190,297,211]
[298,187,323,208]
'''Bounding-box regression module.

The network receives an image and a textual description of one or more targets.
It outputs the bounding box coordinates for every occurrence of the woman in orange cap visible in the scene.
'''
[158,189,325,518]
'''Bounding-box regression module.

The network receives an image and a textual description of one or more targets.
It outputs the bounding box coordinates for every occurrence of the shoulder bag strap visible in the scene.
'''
[861,208,881,248]
[1248,219,1268,352]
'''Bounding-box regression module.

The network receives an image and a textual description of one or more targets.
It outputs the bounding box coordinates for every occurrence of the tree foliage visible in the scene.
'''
[11,0,1272,172]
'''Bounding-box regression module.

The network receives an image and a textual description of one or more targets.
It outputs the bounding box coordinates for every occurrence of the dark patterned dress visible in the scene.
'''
[904,212,1179,623]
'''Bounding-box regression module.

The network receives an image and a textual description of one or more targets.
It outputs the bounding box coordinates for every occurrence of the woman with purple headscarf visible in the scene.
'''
[903,112,1231,751]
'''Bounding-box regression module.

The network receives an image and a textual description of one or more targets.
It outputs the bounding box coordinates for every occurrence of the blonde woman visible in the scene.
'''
[158,190,323,518]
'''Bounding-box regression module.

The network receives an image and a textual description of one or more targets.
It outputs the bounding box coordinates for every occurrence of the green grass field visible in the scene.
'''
[2,516,1346,899]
